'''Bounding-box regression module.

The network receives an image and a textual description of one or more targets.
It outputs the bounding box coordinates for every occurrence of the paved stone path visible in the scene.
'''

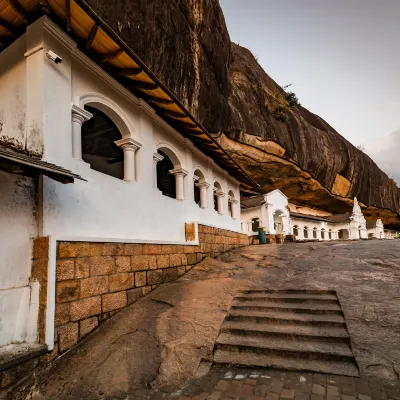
[143,367,400,400]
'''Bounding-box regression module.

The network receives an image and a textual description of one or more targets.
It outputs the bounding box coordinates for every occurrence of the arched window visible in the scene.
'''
[313,228,317,239]
[321,229,325,239]
[157,150,176,198]
[81,106,124,179]
[228,190,236,218]
[213,181,224,214]
[329,229,332,239]
[274,210,284,234]
[304,227,309,239]
[252,218,260,232]
[193,169,206,207]
[293,225,299,237]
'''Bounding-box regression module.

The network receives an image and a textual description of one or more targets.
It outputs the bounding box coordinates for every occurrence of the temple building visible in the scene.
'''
[241,190,376,241]
[0,3,255,365]
[366,219,385,239]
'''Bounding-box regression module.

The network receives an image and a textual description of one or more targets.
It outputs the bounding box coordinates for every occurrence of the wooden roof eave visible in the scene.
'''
[0,0,258,188]
[71,0,257,187]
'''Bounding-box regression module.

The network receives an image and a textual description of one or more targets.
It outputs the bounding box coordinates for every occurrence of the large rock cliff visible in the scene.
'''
[87,0,400,228]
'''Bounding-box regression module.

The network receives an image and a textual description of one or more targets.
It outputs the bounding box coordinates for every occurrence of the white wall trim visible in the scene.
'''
[42,16,77,52]
[24,44,44,58]
[155,140,185,168]
[77,92,137,139]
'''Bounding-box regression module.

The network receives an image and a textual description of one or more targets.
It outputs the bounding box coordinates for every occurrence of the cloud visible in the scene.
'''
[364,129,400,184]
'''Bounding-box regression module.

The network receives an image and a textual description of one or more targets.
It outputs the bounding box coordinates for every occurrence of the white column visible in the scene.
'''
[231,199,239,219]
[153,153,164,189]
[197,182,210,209]
[71,105,93,159]
[115,138,142,182]
[216,192,225,215]
[170,168,188,200]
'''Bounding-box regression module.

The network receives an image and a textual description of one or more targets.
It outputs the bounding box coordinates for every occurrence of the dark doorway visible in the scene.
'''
[82,106,124,179]
[157,150,176,198]
[252,218,260,232]
[194,183,201,206]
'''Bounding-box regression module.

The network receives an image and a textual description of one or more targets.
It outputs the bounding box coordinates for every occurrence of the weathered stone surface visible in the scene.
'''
[162,267,178,283]
[58,323,78,353]
[89,256,114,276]
[134,271,146,287]
[109,273,134,292]
[56,281,79,303]
[80,276,109,298]
[70,297,101,321]
[75,258,90,279]
[147,270,163,285]
[127,288,143,305]
[80,317,98,338]
[55,303,69,327]
[115,256,131,272]
[56,260,75,281]
[102,292,127,312]
[84,0,400,228]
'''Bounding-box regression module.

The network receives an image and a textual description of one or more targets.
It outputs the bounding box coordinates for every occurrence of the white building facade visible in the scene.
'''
[241,190,372,242]
[0,17,251,350]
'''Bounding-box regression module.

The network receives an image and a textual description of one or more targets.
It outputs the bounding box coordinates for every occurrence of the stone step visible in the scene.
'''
[213,349,359,377]
[227,309,346,327]
[238,289,337,295]
[221,321,350,341]
[215,332,354,359]
[235,293,339,305]
[231,300,342,315]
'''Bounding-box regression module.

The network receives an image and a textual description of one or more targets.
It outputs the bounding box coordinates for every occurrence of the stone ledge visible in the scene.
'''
[0,343,48,371]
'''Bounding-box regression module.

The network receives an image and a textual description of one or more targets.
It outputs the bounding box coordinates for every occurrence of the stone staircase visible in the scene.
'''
[213,290,359,376]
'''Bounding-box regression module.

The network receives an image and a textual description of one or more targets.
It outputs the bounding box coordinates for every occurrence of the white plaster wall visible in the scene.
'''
[264,190,291,234]
[0,172,39,346]
[291,218,338,241]
[33,19,241,242]
[241,207,263,235]
[0,35,27,151]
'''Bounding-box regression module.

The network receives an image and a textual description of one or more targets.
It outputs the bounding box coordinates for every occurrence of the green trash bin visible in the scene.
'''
[258,227,267,244]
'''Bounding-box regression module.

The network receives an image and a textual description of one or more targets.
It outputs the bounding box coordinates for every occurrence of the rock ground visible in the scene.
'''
[10,241,400,399]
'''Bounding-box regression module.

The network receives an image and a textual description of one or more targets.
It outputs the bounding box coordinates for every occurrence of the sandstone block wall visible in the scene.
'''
[31,237,50,345]
[45,225,250,356]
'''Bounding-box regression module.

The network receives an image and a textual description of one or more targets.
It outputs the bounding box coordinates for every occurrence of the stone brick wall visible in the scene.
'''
[31,237,50,345]
[51,225,250,355]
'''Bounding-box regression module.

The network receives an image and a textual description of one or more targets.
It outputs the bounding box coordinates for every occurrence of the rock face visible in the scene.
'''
[86,0,400,228]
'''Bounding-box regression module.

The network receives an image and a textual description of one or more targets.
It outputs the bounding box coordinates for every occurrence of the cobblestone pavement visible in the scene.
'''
[143,367,400,400]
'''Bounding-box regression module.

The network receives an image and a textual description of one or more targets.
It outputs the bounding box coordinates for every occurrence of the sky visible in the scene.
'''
[219,0,400,181]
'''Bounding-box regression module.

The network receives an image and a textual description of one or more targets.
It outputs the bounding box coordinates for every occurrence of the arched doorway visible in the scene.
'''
[252,218,260,232]
[329,229,332,240]
[273,210,284,234]
[338,229,349,240]
[304,226,309,239]
[313,228,317,239]
[157,150,176,198]
[81,106,124,179]
[321,229,325,240]
[293,225,299,238]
